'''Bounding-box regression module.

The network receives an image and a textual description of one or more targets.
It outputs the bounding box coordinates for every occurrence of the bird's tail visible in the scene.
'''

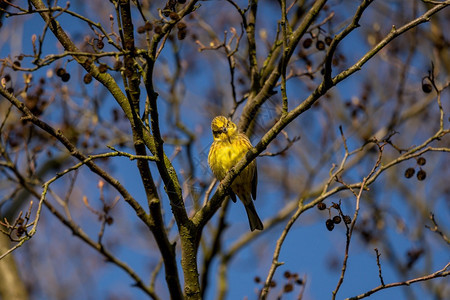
[244,201,264,231]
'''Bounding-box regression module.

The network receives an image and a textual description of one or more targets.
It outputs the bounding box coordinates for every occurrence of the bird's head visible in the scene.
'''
[211,116,237,141]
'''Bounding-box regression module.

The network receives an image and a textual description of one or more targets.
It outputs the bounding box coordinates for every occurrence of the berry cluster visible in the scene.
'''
[11,54,24,71]
[317,201,351,231]
[81,59,123,85]
[254,270,304,296]
[1,73,15,94]
[137,21,153,34]
[2,74,48,116]
[162,0,186,17]
[138,17,187,41]
[302,35,332,51]
[176,22,188,40]
[55,67,71,82]
[138,1,188,40]
[404,157,427,181]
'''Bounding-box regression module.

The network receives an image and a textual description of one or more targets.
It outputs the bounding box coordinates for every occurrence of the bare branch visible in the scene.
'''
[374,248,385,286]
[347,262,450,300]
[425,213,450,244]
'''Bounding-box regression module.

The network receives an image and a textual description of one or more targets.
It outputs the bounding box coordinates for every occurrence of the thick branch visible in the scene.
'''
[239,0,327,133]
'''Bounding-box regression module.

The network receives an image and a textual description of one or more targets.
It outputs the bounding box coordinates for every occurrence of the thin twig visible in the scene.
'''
[332,142,385,299]
[374,248,385,286]
[425,213,450,245]
[347,262,450,300]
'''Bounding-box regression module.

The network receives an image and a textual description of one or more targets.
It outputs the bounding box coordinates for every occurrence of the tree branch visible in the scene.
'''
[347,262,450,300]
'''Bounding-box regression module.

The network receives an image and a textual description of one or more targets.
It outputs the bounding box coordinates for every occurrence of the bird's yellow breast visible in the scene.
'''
[209,136,247,180]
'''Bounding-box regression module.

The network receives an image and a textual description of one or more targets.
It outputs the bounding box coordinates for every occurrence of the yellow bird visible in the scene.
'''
[208,116,263,231]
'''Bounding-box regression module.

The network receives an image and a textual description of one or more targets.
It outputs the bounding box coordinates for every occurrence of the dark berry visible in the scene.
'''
[3,74,11,82]
[404,168,415,178]
[154,25,162,34]
[12,61,21,68]
[332,216,341,224]
[178,0,186,3]
[177,29,187,40]
[417,169,426,181]
[283,271,291,278]
[61,73,70,82]
[177,22,187,30]
[303,38,312,48]
[422,83,432,93]
[284,283,293,293]
[7,87,14,94]
[326,219,334,231]
[97,40,104,49]
[269,280,276,287]
[317,202,326,210]
[316,40,325,51]
[144,21,153,31]
[106,216,114,225]
[417,157,426,166]
[343,215,351,224]
[169,12,180,21]
[83,73,93,84]
[56,68,66,77]
[98,63,108,73]
[16,226,25,237]
[254,276,261,283]
[295,279,303,285]
[114,60,123,71]
[137,26,146,34]
[325,36,332,45]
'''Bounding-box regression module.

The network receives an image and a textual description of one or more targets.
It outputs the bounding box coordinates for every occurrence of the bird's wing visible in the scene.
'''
[229,190,237,203]
[252,161,257,200]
